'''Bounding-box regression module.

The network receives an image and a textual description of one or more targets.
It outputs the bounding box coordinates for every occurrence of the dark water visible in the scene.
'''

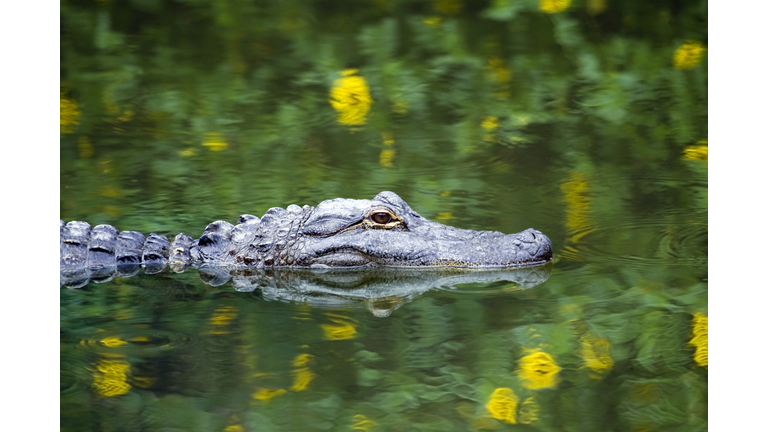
[61,1,707,431]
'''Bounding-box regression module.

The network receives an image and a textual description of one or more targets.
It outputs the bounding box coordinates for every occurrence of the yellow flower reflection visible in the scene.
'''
[202,132,228,151]
[93,358,131,397]
[488,58,511,83]
[101,336,129,348]
[179,147,197,157]
[481,116,499,131]
[208,306,238,335]
[351,414,377,431]
[482,116,500,143]
[540,0,571,14]
[673,41,706,70]
[689,313,708,367]
[321,313,358,340]
[78,136,94,158]
[252,388,286,401]
[517,350,561,389]
[485,387,518,424]
[329,69,373,126]
[380,131,396,167]
[488,58,512,99]
[518,396,540,424]
[580,332,614,376]
[382,131,395,146]
[379,149,395,167]
[60,92,80,133]
[561,172,594,244]
[291,367,315,392]
[683,141,708,161]
[290,353,316,391]
[422,16,442,28]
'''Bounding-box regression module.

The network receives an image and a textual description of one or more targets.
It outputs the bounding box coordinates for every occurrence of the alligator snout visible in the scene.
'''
[510,228,553,264]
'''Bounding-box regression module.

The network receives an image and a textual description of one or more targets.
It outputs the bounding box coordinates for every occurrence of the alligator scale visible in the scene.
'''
[61,191,553,276]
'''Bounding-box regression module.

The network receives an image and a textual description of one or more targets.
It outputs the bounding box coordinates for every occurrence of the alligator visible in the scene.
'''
[61,191,553,284]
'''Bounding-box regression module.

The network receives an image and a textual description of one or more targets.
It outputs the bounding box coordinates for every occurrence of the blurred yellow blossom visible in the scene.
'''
[517,350,561,389]
[179,147,197,157]
[78,136,94,158]
[291,367,315,391]
[518,396,540,424]
[209,306,238,334]
[203,132,229,151]
[116,109,134,123]
[561,172,594,244]
[580,332,614,376]
[351,414,377,431]
[485,387,518,424]
[293,353,312,367]
[392,100,409,114]
[423,16,442,28]
[252,388,286,401]
[322,316,358,340]
[380,132,396,166]
[540,0,571,14]
[481,116,499,131]
[689,313,708,367]
[382,131,395,146]
[60,92,80,133]
[379,149,396,167]
[322,323,357,340]
[93,358,131,397]
[673,41,706,70]
[482,116,500,143]
[683,141,708,161]
[290,353,315,391]
[101,336,128,348]
[488,57,512,99]
[329,69,373,126]
[488,57,511,83]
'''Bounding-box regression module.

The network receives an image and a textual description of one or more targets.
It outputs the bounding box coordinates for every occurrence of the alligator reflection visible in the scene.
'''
[61,263,552,317]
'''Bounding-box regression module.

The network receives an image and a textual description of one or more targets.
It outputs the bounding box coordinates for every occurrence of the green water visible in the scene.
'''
[60,1,707,430]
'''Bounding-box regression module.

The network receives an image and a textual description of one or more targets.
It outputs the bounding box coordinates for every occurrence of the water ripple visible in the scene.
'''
[560,215,707,268]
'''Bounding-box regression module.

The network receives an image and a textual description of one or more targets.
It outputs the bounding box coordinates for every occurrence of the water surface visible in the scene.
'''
[61,1,707,430]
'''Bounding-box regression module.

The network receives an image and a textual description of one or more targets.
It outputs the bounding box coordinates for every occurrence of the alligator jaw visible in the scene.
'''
[303,224,552,268]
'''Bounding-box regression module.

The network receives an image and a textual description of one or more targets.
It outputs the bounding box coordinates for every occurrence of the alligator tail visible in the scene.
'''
[60,220,196,287]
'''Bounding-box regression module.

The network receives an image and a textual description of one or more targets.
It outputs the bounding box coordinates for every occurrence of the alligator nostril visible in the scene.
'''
[516,230,535,243]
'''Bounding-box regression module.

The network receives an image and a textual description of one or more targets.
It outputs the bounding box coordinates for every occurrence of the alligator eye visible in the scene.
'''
[371,212,392,224]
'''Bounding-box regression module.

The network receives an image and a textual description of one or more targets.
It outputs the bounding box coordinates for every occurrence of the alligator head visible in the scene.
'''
[211,191,553,268]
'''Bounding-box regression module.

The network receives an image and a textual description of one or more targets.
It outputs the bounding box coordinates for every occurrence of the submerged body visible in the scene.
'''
[61,191,552,274]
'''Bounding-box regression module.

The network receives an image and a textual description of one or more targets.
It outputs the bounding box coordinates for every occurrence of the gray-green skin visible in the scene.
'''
[60,191,553,274]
